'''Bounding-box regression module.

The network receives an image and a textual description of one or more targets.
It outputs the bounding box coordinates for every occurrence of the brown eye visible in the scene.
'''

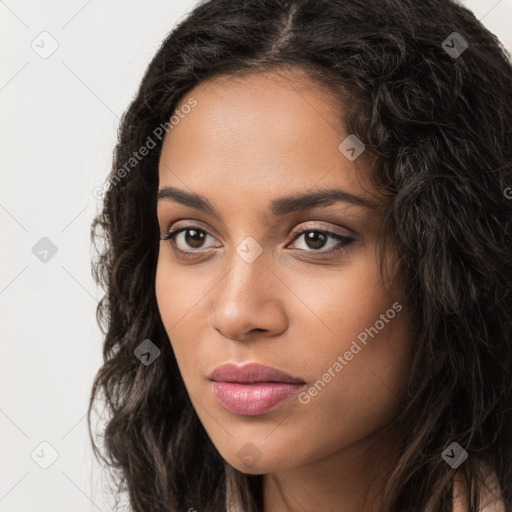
[303,231,328,250]
[182,228,207,249]
[161,226,217,252]
[287,228,355,256]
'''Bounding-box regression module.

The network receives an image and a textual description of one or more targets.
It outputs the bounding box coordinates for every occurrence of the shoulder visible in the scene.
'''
[453,460,505,512]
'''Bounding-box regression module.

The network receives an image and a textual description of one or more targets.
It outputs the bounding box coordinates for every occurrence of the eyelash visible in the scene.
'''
[160,224,355,259]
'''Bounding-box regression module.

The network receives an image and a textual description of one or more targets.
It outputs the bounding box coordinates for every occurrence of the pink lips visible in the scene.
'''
[208,362,306,416]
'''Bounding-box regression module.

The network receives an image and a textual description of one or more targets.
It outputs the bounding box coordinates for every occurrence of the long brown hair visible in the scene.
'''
[88,0,512,510]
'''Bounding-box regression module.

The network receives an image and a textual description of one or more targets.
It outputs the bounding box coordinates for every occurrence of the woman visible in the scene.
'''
[88,0,512,510]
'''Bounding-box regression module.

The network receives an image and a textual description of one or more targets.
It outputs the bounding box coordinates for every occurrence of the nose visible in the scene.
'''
[209,251,288,342]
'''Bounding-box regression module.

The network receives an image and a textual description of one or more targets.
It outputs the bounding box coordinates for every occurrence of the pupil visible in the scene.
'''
[306,231,326,250]
[186,229,205,248]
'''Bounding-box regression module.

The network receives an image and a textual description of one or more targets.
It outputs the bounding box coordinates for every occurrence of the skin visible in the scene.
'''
[155,67,416,512]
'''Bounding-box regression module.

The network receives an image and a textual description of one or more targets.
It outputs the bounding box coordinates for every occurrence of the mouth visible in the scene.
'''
[208,362,306,416]
[207,361,306,384]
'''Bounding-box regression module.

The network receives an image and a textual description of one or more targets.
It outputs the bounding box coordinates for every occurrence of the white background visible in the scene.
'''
[1,1,511,510]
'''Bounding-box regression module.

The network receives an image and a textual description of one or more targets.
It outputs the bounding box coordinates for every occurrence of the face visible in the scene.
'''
[155,68,414,476]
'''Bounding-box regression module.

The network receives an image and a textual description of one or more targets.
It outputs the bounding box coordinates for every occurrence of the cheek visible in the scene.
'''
[291,250,398,354]
[155,256,180,331]
[155,252,209,328]
[294,252,412,427]
[293,320,412,466]
[154,255,204,382]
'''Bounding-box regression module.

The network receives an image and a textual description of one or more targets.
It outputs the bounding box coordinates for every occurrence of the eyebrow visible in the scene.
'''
[156,186,378,217]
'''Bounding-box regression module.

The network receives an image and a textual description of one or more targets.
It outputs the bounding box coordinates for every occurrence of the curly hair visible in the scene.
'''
[88,0,512,510]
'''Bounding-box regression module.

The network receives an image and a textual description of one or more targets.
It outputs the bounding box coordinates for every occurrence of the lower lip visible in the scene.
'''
[210,381,305,416]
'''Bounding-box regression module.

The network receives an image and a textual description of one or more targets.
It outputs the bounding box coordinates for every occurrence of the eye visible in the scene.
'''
[286,228,355,255]
[161,225,218,253]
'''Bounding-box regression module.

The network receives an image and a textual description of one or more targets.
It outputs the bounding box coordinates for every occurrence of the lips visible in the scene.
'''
[208,362,306,416]
[208,362,305,384]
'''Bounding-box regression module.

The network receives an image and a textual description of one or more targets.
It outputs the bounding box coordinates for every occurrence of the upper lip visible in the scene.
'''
[208,362,305,384]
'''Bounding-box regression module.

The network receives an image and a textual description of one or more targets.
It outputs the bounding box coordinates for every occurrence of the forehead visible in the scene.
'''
[158,68,376,210]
